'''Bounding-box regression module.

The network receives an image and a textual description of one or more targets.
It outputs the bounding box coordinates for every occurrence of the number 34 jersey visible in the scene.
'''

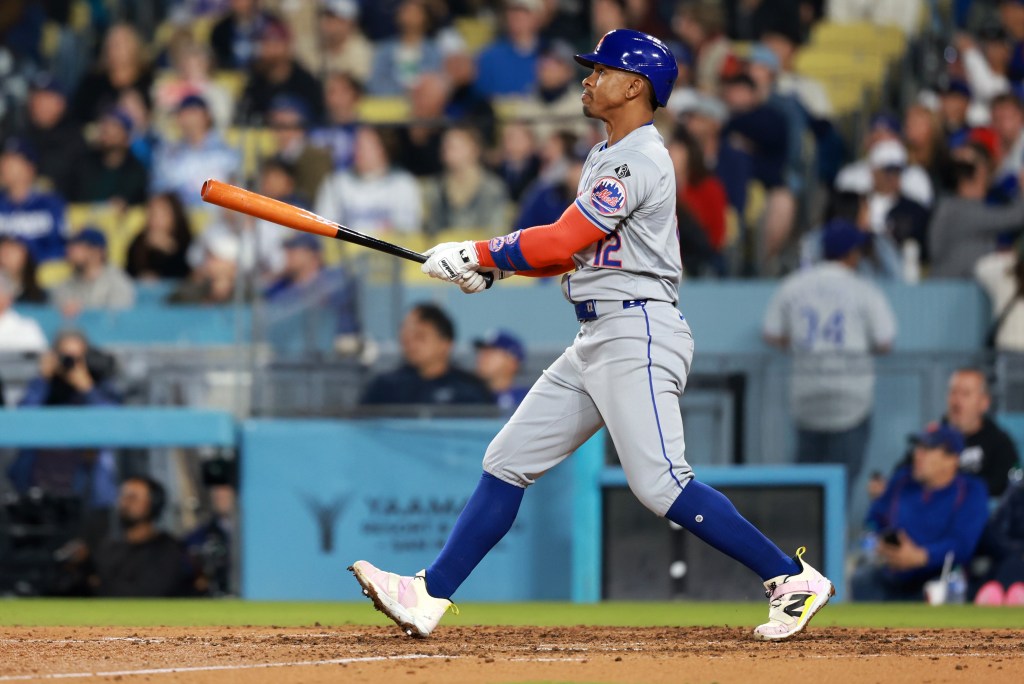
[561,123,681,304]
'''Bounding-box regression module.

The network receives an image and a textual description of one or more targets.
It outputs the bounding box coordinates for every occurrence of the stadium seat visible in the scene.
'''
[810,21,906,62]
[36,260,72,289]
[357,97,410,124]
[224,127,276,180]
[454,16,495,54]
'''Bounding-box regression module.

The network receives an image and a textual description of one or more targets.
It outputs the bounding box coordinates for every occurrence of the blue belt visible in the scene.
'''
[574,299,647,321]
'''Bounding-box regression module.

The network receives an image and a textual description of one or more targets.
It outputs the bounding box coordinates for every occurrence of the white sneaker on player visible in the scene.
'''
[349,560,455,637]
[753,547,834,641]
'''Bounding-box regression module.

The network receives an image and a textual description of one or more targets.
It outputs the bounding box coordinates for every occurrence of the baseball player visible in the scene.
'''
[351,30,833,641]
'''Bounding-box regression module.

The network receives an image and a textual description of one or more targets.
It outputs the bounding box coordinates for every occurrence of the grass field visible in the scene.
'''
[3,599,1024,629]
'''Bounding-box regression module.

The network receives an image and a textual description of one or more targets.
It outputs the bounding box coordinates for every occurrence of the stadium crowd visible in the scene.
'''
[0,0,1023,602]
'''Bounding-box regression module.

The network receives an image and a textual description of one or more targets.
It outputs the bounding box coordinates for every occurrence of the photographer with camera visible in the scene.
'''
[928,140,1024,279]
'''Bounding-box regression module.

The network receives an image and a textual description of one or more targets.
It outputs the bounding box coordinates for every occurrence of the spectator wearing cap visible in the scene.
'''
[20,73,87,199]
[0,138,68,263]
[0,273,47,354]
[852,423,988,602]
[956,25,1013,108]
[238,17,325,124]
[422,126,510,236]
[667,125,726,277]
[168,232,249,305]
[988,93,1024,200]
[937,78,973,148]
[301,0,374,84]
[673,91,729,174]
[71,23,154,124]
[475,0,545,98]
[151,95,242,209]
[52,228,136,316]
[266,96,333,205]
[836,114,934,208]
[799,194,903,280]
[517,41,594,143]
[310,72,363,172]
[72,108,149,206]
[0,234,48,303]
[366,0,443,96]
[475,330,529,412]
[864,140,931,257]
[264,232,360,348]
[315,127,423,238]
[209,0,274,70]
[126,192,194,281]
[764,220,897,499]
[929,141,1024,278]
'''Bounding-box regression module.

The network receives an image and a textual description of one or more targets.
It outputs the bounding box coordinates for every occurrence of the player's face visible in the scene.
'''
[581,65,637,120]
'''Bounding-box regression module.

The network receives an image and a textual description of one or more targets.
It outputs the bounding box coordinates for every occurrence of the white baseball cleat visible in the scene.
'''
[349,560,456,638]
[753,547,834,641]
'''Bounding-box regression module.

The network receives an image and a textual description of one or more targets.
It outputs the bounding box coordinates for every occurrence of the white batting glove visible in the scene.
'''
[421,241,479,282]
[456,268,514,294]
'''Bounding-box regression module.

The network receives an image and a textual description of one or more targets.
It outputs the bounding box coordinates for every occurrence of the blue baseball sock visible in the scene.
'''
[425,472,525,599]
[666,479,799,581]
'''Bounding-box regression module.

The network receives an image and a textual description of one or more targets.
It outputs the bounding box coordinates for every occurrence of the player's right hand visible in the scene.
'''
[456,268,513,294]
[421,241,479,282]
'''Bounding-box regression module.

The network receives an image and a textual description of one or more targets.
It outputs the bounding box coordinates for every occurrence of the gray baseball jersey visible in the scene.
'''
[483,122,694,517]
[561,123,681,304]
[763,262,897,431]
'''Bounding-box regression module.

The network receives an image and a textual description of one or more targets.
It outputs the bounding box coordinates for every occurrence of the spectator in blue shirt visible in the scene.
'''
[361,303,492,406]
[367,0,444,95]
[852,424,989,601]
[514,150,584,231]
[0,137,67,263]
[474,330,530,413]
[475,0,545,97]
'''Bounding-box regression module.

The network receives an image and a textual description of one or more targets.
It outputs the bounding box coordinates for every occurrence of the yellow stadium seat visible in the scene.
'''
[810,22,906,61]
[454,16,495,54]
[225,127,276,180]
[213,70,247,101]
[357,97,410,124]
[37,260,72,289]
[744,181,766,230]
[493,96,530,122]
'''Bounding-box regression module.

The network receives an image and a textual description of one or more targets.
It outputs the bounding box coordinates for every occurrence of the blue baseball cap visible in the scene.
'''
[176,94,210,112]
[911,423,965,454]
[68,227,107,249]
[1,137,38,165]
[102,107,134,134]
[29,72,67,97]
[749,44,780,73]
[822,219,870,260]
[939,78,972,99]
[474,329,525,363]
[869,112,901,135]
[269,94,311,124]
[283,233,322,252]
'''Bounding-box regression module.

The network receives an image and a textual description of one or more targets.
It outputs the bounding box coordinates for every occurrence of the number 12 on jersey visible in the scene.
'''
[593,233,623,268]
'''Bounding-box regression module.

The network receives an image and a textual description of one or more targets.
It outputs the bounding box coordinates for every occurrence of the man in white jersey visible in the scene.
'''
[350,29,833,641]
[764,220,897,497]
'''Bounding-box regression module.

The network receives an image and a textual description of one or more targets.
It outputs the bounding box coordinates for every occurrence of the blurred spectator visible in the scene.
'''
[153,39,233,131]
[1003,0,1024,81]
[974,479,1024,606]
[494,121,542,202]
[943,368,1022,498]
[903,103,953,196]
[672,1,730,94]
[476,0,544,97]
[266,95,333,204]
[151,95,242,209]
[71,23,154,124]
[989,93,1024,199]
[514,148,584,231]
[728,0,800,42]
[20,73,87,199]
[673,91,729,170]
[210,0,274,69]
[592,0,631,39]
[422,126,510,236]
[315,126,423,237]
[440,35,497,145]
[52,228,136,315]
[827,0,924,37]
[759,18,832,118]
[799,194,903,280]
[237,17,324,124]
[763,220,897,497]
[264,233,359,345]
[9,331,119,511]
[668,125,725,277]
[117,89,161,171]
[185,458,237,596]
[367,0,443,95]
[956,25,1012,108]
[299,0,373,84]
[976,240,1024,352]
[361,303,492,405]
[71,108,148,206]
[168,232,248,305]
[864,140,931,261]
[937,78,973,147]
[0,273,46,353]
[474,329,529,412]
[394,73,449,177]
[929,141,1024,278]
[852,424,987,602]
[126,193,194,281]
[837,113,935,208]
[0,137,67,263]
[0,234,48,303]
[517,40,593,142]
[310,72,363,171]
[87,477,188,597]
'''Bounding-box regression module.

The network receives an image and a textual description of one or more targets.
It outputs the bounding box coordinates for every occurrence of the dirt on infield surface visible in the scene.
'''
[1,625,1022,683]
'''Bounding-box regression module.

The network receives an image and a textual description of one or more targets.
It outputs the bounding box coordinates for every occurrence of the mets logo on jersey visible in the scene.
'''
[489,236,505,251]
[590,177,627,216]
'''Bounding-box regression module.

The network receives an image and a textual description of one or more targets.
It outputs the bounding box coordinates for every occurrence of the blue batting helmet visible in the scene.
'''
[574,29,679,108]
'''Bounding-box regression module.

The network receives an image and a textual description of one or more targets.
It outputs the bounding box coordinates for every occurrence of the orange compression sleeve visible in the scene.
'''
[475,203,606,271]
[516,260,576,278]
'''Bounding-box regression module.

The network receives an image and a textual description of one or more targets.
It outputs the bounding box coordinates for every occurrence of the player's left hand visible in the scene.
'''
[457,268,513,294]
[422,241,479,282]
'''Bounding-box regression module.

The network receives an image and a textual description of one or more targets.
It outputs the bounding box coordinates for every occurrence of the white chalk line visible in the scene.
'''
[0,654,453,681]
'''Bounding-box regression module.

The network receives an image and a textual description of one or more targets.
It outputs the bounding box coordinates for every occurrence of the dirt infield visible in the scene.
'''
[1,625,1022,683]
